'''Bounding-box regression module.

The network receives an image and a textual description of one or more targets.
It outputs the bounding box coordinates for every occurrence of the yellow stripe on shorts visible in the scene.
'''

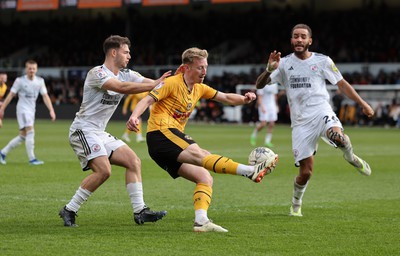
[161,128,190,150]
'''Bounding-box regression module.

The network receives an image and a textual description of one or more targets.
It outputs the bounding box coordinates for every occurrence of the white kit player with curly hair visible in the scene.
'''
[255,24,374,217]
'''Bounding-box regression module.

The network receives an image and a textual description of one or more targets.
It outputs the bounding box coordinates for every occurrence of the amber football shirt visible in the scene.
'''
[147,73,217,132]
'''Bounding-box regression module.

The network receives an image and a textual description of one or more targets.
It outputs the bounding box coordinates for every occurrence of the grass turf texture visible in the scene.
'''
[0,119,399,255]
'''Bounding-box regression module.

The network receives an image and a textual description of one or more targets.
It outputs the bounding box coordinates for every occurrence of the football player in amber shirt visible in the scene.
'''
[127,47,278,233]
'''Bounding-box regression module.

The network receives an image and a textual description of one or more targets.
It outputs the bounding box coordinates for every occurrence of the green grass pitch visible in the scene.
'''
[0,119,399,255]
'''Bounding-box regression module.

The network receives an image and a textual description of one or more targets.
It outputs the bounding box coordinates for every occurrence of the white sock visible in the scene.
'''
[340,134,354,161]
[1,135,25,155]
[292,179,308,211]
[194,209,209,225]
[127,182,146,213]
[25,130,35,161]
[66,187,92,213]
[235,164,254,177]
[136,133,143,141]
[251,128,257,137]
[265,133,272,144]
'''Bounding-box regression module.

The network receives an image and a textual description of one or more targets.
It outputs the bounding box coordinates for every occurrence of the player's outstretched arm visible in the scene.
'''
[104,70,171,94]
[213,91,256,106]
[337,79,374,118]
[256,50,281,89]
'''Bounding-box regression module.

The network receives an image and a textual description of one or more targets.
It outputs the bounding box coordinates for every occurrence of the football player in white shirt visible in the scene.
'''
[255,24,374,217]
[59,35,171,227]
[250,82,279,147]
[0,60,56,165]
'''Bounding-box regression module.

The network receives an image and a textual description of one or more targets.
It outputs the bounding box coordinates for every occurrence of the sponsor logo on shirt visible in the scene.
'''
[289,75,311,89]
[173,109,192,123]
[100,93,121,105]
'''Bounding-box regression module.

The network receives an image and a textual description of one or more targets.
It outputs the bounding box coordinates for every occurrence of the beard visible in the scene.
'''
[292,42,310,56]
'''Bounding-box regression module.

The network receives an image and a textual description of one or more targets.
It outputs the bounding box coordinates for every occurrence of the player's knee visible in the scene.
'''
[129,154,141,169]
[199,171,213,186]
[97,168,112,181]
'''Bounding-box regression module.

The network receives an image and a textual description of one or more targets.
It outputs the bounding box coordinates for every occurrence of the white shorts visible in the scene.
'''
[69,129,126,171]
[292,110,343,163]
[258,107,278,122]
[17,111,35,130]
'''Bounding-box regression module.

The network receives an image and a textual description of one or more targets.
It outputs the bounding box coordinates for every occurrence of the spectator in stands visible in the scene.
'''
[193,99,208,122]
[277,90,290,123]
[388,98,400,127]
[373,102,390,127]
[332,89,344,119]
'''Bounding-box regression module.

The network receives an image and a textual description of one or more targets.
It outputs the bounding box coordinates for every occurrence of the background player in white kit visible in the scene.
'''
[0,60,56,165]
[255,24,374,217]
[59,35,171,227]
[250,82,278,147]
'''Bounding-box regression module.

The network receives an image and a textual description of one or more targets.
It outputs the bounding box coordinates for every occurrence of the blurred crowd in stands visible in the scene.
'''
[1,4,400,67]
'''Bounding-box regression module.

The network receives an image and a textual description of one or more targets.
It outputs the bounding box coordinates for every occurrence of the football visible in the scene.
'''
[248,147,277,166]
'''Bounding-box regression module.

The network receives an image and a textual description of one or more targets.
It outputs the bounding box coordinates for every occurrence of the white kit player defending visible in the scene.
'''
[255,24,374,217]
[58,35,171,227]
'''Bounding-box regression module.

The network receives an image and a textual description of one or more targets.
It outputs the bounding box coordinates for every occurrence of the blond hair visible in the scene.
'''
[181,47,208,64]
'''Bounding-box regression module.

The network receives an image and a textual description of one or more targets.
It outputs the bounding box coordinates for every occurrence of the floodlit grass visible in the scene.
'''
[0,119,399,255]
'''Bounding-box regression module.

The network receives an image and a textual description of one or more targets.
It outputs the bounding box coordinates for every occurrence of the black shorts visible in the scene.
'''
[146,128,196,179]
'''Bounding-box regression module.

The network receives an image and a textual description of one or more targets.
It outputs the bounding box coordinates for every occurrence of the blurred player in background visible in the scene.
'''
[59,35,171,227]
[0,71,7,128]
[0,71,7,105]
[0,60,56,165]
[255,24,374,217]
[121,92,147,143]
[127,47,278,233]
[250,82,279,147]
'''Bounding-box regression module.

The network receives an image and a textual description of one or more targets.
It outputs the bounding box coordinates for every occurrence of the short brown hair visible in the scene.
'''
[182,47,208,64]
[291,24,312,37]
[103,35,131,54]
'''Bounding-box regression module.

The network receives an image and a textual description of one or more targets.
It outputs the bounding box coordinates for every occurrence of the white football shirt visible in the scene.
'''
[270,52,343,127]
[11,75,47,115]
[257,82,278,112]
[70,65,144,134]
